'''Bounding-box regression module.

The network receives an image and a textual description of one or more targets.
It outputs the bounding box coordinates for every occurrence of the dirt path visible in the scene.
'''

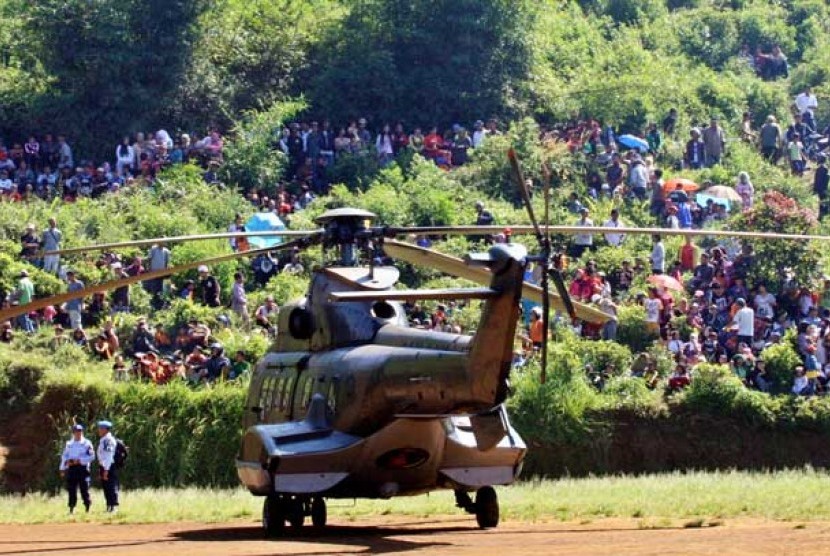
[2,517,830,556]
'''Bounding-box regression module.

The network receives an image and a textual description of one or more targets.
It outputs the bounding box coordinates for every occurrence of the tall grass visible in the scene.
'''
[3,470,830,525]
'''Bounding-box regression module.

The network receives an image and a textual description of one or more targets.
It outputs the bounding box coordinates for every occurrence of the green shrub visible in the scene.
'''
[616,304,658,353]
[761,334,802,392]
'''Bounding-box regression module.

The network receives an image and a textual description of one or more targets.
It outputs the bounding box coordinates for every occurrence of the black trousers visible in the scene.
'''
[101,468,120,508]
[66,466,91,509]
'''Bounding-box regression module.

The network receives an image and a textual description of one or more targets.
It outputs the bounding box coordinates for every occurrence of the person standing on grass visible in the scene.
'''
[65,271,85,331]
[41,218,62,274]
[231,272,249,327]
[96,420,119,513]
[59,424,94,514]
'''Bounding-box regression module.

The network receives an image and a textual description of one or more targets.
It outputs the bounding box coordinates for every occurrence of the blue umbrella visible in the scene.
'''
[245,212,286,249]
[617,134,650,153]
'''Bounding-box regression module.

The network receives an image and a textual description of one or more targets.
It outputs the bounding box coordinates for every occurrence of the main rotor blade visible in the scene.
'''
[0,236,316,324]
[383,240,612,324]
[43,229,321,256]
[387,225,830,242]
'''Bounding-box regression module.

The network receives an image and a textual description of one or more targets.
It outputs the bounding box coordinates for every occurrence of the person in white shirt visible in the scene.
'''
[794,87,818,120]
[753,285,776,320]
[472,120,487,148]
[59,424,95,514]
[650,235,665,274]
[603,208,625,246]
[571,208,594,258]
[96,420,119,513]
[731,298,755,346]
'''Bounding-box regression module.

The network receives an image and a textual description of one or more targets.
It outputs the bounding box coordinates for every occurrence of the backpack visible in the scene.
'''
[113,438,129,469]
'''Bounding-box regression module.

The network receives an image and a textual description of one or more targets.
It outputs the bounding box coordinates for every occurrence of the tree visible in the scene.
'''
[20,0,209,159]
[307,0,538,127]
[733,191,821,291]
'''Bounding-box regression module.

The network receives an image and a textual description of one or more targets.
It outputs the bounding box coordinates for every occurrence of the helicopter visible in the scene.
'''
[0,151,824,535]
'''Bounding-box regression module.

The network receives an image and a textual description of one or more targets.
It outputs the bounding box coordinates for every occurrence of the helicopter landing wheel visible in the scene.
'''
[474,486,499,529]
[263,496,286,537]
[287,498,305,529]
[311,497,327,528]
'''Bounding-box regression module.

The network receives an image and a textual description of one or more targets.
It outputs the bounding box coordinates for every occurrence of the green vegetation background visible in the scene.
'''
[3,0,830,492]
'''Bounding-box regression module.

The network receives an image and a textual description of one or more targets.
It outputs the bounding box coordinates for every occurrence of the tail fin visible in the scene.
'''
[465,243,528,406]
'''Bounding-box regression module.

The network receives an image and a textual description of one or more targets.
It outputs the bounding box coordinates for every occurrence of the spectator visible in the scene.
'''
[787,133,806,176]
[71,328,88,348]
[228,351,250,381]
[759,115,783,162]
[198,265,221,307]
[42,217,63,274]
[603,209,625,247]
[570,208,594,259]
[731,298,755,347]
[15,270,35,334]
[65,271,85,331]
[255,296,279,332]
[627,155,648,200]
[650,235,665,275]
[684,128,705,169]
[57,136,73,170]
[644,288,663,336]
[701,117,726,167]
[815,155,829,218]
[792,366,811,396]
[231,272,249,326]
[145,242,170,303]
[794,87,818,129]
[662,108,678,136]
[735,172,754,210]
[132,319,157,354]
[115,137,134,176]
[20,224,40,262]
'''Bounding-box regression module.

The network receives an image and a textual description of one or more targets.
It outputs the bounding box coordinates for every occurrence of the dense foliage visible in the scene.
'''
[3,1,830,151]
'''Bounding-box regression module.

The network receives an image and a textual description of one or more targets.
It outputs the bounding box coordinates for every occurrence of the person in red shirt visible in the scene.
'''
[423,127,443,156]
[679,236,697,272]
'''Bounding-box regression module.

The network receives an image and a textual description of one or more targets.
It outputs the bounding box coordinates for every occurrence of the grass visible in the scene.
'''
[3,469,830,525]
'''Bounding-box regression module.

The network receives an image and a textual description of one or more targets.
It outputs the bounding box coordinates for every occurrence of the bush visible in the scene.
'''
[761,333,802,393]
[616,304,658,353]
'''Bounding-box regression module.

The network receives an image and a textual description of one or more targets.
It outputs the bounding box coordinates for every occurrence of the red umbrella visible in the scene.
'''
[647,274,683,291]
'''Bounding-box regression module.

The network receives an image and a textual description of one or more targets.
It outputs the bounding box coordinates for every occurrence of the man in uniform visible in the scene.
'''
[59,424,94,514]
[96,420,119,513]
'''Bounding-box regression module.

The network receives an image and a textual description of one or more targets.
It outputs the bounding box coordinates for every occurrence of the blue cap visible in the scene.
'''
[71,424,84,431]
[97,420,113,429]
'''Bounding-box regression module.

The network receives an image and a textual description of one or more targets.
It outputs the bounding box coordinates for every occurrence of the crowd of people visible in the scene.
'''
[0,130,225,203]
[2,85,830,396]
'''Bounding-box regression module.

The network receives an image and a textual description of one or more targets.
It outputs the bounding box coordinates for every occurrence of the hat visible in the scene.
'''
[198,265,209,273]
[694,290,704,297]
[19,270,28,277]
[97,420,113,429]
[111,261,122,270]
[71,424,84,431]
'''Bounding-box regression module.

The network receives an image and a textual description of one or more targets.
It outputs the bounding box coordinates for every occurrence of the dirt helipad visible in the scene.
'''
[2,517,829,555]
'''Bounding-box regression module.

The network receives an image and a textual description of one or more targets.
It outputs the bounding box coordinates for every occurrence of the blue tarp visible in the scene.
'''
[246,212,286,249]
[695,193,731,211]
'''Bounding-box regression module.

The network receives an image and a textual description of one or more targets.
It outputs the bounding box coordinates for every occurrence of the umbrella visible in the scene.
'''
[617,134,649,153]
[695,193,731,211]
[662,177,699,194]
[245,212,286,249]
[702,185,742,203]
[647,274,683,291]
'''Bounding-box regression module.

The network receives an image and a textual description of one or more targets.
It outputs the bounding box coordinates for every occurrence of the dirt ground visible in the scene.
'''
[2,516,830,556]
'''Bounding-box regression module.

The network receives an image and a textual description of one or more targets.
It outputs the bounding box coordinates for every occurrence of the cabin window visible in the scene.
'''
[258,377,275,411]
[299,375,315,410]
